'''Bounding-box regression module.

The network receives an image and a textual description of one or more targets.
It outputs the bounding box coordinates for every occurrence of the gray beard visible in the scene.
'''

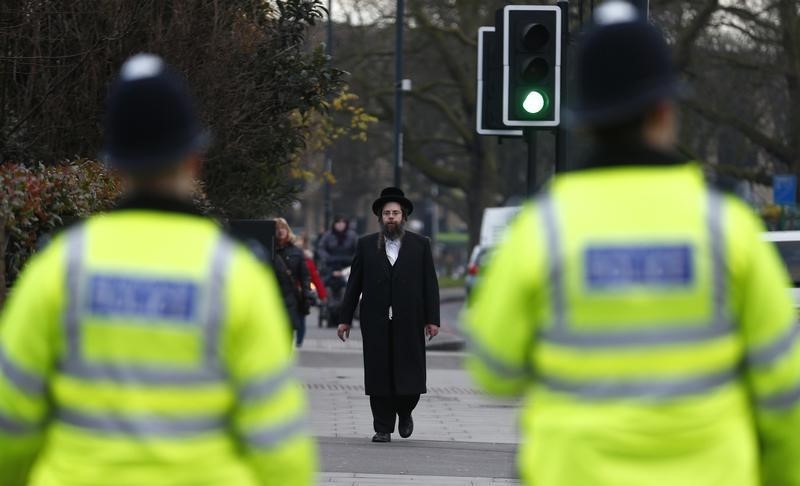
[381,220,405,241]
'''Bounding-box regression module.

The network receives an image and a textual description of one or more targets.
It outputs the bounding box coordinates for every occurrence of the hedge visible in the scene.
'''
[0,159,121,296]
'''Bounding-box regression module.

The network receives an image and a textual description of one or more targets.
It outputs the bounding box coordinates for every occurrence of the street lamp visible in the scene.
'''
[324,0,334,230]
[394,0,404,188]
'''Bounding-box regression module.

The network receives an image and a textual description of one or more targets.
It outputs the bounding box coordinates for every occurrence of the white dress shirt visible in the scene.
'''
[385,237,401,319]
[386,238,401,266]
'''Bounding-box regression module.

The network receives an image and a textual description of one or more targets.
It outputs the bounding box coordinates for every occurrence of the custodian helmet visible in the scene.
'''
[571,1,681,126]
[103,53,208,172]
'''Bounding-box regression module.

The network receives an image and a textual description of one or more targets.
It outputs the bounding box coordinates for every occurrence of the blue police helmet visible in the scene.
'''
[570,1,683,126]
[103,54,209,172]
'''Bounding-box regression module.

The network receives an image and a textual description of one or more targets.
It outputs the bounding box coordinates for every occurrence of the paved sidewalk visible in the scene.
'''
[299,366,520,444]
[301,286,522,484]
[300,364,522,485]
[317,473,519,485]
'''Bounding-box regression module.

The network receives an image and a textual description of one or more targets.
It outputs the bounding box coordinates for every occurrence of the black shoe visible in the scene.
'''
[399,416,413,438]
[372,432,391,443]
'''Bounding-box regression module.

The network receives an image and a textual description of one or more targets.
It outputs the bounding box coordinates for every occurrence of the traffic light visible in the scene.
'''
[502,5,561,127]
[476,26,522,136]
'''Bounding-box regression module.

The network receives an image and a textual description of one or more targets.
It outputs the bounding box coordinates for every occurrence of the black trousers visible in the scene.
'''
[368,315,420,433]
[369,394,420,433]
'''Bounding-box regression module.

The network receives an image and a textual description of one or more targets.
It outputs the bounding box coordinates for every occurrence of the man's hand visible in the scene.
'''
[425,324,439,341]
[337,324,351,342]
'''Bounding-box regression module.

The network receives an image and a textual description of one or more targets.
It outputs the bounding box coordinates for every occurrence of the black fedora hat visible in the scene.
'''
[372,187,414,216]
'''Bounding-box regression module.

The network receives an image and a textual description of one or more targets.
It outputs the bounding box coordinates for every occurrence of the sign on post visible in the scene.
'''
[774,175,797,206]
[229,219,276,263]
[477,26,523,136]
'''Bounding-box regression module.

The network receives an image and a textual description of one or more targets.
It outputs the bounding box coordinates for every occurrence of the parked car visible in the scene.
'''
[762,231,800,307]
[466,206,522,301]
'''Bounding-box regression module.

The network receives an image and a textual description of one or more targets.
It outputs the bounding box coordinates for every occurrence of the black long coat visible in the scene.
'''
[275,244,311,329]
[339,231,440,396]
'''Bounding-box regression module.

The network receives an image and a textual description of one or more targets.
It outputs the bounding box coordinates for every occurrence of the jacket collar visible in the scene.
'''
[114,191,205,218]
[575,143,689,171]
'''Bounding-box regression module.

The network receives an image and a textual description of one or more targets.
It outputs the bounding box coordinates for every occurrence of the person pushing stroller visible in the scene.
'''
[317,216,358,327]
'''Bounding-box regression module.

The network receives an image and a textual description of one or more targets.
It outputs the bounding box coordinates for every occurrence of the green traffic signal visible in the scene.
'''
[502,5,562,126]
[522,90,547,114]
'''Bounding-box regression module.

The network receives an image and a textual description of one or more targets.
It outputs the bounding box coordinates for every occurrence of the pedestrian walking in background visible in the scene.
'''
[318,215,359,272]
[338,187,440,443]
[466,3,800,485]
[274,217,314,348]
[317,215,358,326]
[0,53,316,485]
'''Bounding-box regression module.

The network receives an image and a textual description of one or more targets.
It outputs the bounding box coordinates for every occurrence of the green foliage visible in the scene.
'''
[291,88,378,182]
[202,1,346,216]
[0,160,120,286]
[1,0,345,219]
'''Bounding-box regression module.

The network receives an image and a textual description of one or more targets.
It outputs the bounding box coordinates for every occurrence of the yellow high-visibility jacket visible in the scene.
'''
[0,204,317,485]
[466,163,800,486]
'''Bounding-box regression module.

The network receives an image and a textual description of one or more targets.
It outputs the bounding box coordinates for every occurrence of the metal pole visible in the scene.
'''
[324,0,333,230]
[631,0,649,17]
[526,128,538,196]
[394,0,404,188]
[556,0,569,173]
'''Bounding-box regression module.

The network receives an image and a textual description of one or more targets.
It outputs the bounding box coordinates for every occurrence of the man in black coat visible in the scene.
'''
[337,187,440,443]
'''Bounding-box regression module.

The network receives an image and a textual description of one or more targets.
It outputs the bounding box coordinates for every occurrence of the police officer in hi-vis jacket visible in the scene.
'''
[0,53,317,486]
[466,3,800,485]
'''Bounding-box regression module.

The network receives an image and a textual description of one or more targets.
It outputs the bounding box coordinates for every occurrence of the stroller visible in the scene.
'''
[318,265,350,328]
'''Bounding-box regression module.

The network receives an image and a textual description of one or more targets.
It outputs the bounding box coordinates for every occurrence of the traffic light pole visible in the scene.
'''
[324,0,334,230]
[631,0,649,17]
[555,0,569,174]
[525,128,538,196]
[394,0,404,188]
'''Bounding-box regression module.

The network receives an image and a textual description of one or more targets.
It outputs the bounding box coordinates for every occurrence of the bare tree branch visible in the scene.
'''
[674,0,720,70]
[685,99,793,163]
[406,90,473,144]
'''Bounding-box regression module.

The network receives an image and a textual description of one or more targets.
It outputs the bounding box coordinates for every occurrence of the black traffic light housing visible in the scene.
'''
[502,5,562,127]
[477,27,522,136]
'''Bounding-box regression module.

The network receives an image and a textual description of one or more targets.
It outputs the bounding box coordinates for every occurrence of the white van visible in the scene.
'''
[465,206,522,298]
[762,231,800,307]
[479,206,522,248]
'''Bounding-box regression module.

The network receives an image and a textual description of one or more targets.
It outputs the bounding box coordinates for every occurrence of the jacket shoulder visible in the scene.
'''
[358,233,379,246]
[404,231,430,246]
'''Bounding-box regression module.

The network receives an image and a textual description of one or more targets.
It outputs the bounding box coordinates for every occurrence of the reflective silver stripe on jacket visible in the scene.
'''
[539,321,732,348]
[245,415,309,449]
[465,331,530,380]
[539,194,567,331]
[65,226,86,360]
[0,411,40,435]
[0,346,46,396]
[748,321,800,367]
[60,361,222,385]
[538,367,739,399]
[205,236,234,370]
[57,407,226,437]
[60,228,231,386]
[240,365,295,403]
[536,190,733,349]
[758,381,800,410]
